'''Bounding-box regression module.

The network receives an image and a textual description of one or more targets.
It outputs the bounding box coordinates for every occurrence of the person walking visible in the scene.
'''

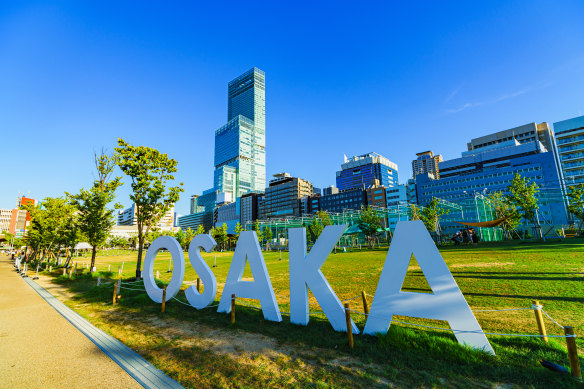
[471,228,479,245]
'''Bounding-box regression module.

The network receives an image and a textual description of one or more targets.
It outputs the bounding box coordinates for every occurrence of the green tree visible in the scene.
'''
[307,211,332,242]
[195,224,205,236]
[358,206,382,248]
[115,139,184,278]
[307,216,323,243]
[420,198,449,243]
[215,223,228,250]
[69,152,122,272]
[567,183,584,233]
[234,222,243,238]
[146,229,162,245]
[256,226,264,245]
[264,226,273,247]
[108,235,127,248]
[506,173,541,239]
[22,197,77,264]
[175,229,186,249]
[409,204,422,221]
[487,191,521,238]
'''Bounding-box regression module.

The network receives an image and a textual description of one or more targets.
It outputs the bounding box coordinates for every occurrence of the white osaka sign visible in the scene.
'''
[143,220,494,354]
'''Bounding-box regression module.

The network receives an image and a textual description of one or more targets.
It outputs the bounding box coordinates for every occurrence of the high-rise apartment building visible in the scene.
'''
[214,68,266,199]
[554,115,584,187]
[258,173,313,219]
[412,151,443,179]
[336,153,398,191]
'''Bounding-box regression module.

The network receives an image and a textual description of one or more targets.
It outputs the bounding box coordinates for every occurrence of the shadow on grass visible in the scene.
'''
[49,272,581,388]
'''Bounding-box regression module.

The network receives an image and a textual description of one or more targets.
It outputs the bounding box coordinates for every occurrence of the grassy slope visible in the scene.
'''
[57,239,583,387]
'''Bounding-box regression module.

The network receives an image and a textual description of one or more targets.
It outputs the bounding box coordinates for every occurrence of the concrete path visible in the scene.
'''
[0,256,153,388]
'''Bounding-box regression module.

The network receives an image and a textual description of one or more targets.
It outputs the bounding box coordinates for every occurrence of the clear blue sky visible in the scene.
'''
[1,1,583,215]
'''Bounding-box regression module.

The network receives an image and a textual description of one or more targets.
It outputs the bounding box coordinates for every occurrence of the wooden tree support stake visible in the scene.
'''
[564,326,581,381]
[532,300,548,344]
[196,278,200,293]
[344,303,354,349]
[161,286,167,313]
[361,291,369,316]
[112,281,119,304]
[230,294,236,324]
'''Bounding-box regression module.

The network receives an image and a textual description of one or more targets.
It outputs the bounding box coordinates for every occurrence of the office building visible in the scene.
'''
[386,185,407,207]
[323,186,339,196]
[415,125,568,225]
[336,153,398,191]
[467,122,556,153]
[306,195,322,214]
[214,68,266,199]
[412,151,443,179]
[240,192,264,227]
[554,115,584,187]
[465,122,562,184]
[177,212,214,232]
[258,173,314,219]
[215,201,240,233]
[406,179,418,205]
[320,188,367,214]
[366,183,387,208]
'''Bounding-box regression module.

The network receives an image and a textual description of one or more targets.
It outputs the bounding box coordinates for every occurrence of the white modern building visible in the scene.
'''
[554,115,584,187]
[117,204,176,231]
[0,209,11,233]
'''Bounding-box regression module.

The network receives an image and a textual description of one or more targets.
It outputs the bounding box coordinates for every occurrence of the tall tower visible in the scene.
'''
[214,68,266,200]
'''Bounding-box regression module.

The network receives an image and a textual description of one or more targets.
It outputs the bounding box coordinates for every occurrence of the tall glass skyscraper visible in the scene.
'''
[214,68,266,199]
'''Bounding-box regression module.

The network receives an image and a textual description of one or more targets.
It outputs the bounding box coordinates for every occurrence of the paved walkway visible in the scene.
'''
[0,256,178,388]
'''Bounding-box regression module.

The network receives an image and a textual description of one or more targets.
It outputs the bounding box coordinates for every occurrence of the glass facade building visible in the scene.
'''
[214,68,266,199]
[415,139,568,226]
[320,188,367,213]
[554,115,584,187]
[336,153,398,191]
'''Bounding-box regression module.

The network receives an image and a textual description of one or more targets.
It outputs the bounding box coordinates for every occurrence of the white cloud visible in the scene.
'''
[445,83,552,114]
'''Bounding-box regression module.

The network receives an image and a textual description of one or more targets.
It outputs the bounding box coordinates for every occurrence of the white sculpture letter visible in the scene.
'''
[143,236,185,303]
[289,225,359,334]
[363,221,494,354]
[185,234,217,309]
[217,231,281,322]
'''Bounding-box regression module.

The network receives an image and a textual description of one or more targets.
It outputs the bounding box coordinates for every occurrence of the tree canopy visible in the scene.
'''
[115,138,184,278]
[69,152,122,272]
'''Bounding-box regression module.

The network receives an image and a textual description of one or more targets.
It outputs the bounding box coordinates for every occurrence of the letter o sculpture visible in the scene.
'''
[143,236,185,303]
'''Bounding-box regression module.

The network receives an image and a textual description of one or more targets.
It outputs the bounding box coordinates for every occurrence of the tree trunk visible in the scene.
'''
[64,253,72,269]
[136,236,144,279]
[90,245,97,273]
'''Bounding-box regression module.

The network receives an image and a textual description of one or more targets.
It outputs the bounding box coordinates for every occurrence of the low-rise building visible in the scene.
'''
[118,203,176,231]
[320,188,366,213]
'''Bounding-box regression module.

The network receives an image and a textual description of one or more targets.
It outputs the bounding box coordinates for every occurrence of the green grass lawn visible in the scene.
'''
[50,238,583,387]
